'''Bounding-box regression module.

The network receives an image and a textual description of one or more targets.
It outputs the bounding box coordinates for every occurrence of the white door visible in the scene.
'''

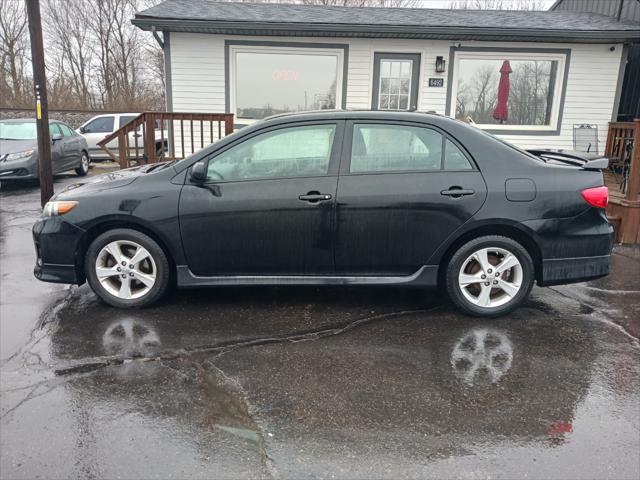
[79,115,116,159]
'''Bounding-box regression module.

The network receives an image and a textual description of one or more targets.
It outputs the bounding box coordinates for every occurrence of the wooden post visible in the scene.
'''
[626,119,640,203]
[224,114,234,136]
[144,113,156,163]
[25,0,53,207]
[117,132,127,169]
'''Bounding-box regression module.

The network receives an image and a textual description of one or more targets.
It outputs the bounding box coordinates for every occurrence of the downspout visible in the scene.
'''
[151,25,164,49]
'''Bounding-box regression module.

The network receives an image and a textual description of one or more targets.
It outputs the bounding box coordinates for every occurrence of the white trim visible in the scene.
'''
[228,44,344,124]
[448,50,568,132]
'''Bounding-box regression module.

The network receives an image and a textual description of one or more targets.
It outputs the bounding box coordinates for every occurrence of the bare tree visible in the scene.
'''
[44,0,94,108]
[0,0,30,107]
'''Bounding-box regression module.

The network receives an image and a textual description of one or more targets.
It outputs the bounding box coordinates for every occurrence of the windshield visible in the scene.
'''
[0,121,37,140]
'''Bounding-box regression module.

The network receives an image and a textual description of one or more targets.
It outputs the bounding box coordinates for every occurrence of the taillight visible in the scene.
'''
[581,186,608,209]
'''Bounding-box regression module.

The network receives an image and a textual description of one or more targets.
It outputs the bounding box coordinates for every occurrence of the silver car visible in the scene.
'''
[0,118,90,181]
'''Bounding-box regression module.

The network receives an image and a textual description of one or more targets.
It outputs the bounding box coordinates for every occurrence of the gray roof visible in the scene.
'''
[133,0,640,43]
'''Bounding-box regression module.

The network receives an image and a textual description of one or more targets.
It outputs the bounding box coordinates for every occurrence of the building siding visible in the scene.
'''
[168,32,623,153]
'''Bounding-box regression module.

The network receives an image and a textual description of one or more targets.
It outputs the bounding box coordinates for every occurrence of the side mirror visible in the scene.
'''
[190,160,207,183]
[79,126,87,134]
[51,133,63,142]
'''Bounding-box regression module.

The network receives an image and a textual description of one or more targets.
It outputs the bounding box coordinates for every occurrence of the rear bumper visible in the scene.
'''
[539,254,610,286]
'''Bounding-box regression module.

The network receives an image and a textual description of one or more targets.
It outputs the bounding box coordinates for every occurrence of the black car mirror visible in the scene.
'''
[190,160,207,183]
[79,126,87,134]
[51,133,63,142]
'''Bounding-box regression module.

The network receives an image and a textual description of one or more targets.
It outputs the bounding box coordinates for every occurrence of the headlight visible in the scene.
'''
[42,201,78,217]
[5,150,35,162]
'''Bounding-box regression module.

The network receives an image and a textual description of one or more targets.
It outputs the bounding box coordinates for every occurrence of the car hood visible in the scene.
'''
[0,139,37,156]
[57,163,169,197]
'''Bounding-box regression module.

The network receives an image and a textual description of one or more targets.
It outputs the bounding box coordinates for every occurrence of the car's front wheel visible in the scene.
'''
[445,235,535,317]
[85,229,170,308]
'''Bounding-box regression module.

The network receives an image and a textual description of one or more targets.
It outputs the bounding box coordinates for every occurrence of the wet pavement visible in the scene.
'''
[1,174,639,479]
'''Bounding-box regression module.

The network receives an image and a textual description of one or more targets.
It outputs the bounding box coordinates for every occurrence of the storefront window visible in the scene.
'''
[233,47,342,121]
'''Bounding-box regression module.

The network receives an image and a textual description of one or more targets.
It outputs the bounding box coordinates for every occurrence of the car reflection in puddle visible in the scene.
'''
[451,328,513,386]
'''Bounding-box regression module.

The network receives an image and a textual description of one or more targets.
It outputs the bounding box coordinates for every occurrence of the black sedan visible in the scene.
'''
[32,111,613,317]
[0,118,90,181]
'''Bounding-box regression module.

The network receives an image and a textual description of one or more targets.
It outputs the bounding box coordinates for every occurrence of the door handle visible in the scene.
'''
[441,186,475,198]
[298,192,332,203]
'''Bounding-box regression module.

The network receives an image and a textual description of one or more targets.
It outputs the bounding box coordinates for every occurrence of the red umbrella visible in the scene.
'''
[492,60,512,123]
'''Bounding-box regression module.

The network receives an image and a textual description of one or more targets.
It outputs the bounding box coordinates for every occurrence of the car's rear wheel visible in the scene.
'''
[445,235,534,317]
[75,152,89,176]
[85,229,170,308]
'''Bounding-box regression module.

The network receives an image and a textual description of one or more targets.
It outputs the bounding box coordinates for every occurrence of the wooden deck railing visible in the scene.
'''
[97,112,234,168]
[604,119,640,243]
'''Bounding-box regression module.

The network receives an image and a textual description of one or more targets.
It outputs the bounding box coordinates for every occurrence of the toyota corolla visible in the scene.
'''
[32,111,613,317]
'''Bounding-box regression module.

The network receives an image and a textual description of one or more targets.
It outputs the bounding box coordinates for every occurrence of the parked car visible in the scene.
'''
[0,118,90,181]
[32,111,613,317]
[77,113,167,161]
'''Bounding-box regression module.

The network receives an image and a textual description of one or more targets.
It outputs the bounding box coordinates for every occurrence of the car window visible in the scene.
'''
[0,121,37,140]
[57,123,75,137]
[444,139,473,170]
[119,115,138,127]
[206,124,337,182]
[83,116,114,134]
[49,123,62,138]
[350,124,443,173]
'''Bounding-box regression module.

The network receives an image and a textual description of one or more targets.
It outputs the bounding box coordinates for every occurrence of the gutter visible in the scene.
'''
[132,17,640,43]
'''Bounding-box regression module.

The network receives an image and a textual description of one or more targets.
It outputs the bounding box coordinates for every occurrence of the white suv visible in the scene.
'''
[77,113,167,161]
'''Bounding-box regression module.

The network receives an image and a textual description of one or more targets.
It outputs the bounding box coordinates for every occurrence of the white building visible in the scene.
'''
[133,0,640,152]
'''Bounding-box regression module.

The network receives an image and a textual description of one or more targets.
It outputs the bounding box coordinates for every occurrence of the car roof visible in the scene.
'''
[260,109,466,131]
[0,118,70,125]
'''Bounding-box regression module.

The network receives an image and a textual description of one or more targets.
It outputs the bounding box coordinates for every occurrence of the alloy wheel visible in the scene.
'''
[94,240,157,300]
[458,247,523,309]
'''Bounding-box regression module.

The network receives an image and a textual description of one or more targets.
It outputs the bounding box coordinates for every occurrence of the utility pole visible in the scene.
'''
[25,0,53,207]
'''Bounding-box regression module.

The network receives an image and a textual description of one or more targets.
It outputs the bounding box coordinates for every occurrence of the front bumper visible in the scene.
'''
[0,156,38,180]
[33,216,86,285]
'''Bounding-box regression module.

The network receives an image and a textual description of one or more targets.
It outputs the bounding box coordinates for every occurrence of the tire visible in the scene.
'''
[85,228,170,308]
[75,151,90,176]
[445,235,535,318]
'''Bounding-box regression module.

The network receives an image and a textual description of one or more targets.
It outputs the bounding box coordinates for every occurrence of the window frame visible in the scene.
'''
[196,120,345,185]
[227,42,346,125]
[340,120,477,176]
[372,52,422,112]
[446,47,570,135]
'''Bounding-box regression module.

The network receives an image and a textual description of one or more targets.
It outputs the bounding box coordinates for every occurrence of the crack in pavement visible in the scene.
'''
[203,358,282,480]
[0,286,76,368]
[52,307,438,376]
[0,308,439,422]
